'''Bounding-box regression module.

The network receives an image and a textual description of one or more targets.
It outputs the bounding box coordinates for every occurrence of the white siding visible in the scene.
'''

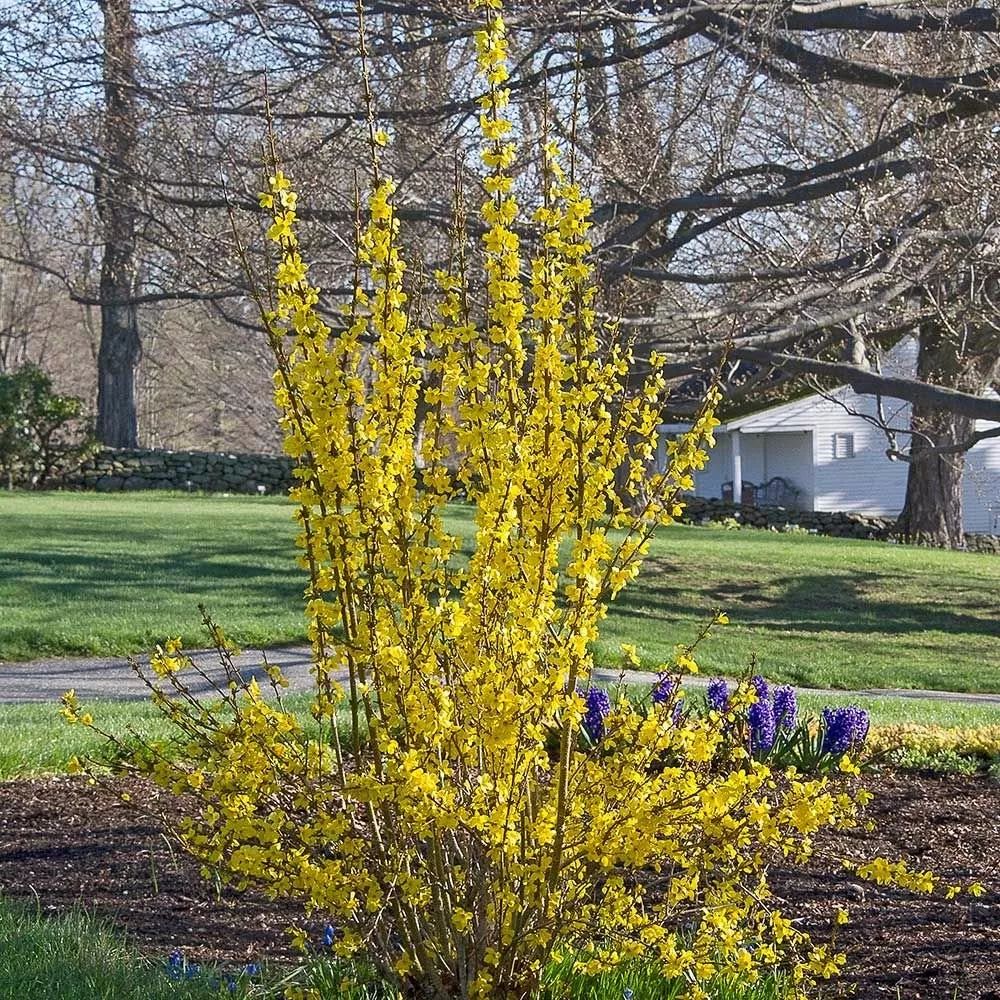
[661,332,1000,531]
[692,433,732,499]
[799,389,909,515]
[725,385,911,515]
[964,431,1000,533]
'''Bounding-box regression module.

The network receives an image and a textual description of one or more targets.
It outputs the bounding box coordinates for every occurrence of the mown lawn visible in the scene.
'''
[1,492,305,661]
[2,491,998,693]
[0,898,260,1000]
[0,896,791,1000]
[3,688,1000,782]
[598,524,1000,693]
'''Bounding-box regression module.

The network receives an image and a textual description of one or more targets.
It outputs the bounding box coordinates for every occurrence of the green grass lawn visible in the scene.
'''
[0,897,789,1000]
[0,693,328,780]
[2,491,998,693]
[0,898,262,1000]
[598,523,1000,693]
[3,688,1000,782]
[1,491,305,661]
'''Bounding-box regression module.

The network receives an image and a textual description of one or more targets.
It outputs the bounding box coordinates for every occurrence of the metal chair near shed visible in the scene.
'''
[721,476,800,508]
[760,476,801,508]
[721,480,758,505]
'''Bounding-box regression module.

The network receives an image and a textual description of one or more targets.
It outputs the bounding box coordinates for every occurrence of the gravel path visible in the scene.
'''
[3,645,1000,706]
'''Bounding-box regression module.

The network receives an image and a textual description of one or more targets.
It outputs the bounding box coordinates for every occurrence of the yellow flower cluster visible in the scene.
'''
[88,2,885,998]
[868,723,1000,759]
[853,856,983,900]
[149,637,189,677]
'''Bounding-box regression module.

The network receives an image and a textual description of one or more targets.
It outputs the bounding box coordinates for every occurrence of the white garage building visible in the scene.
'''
[658,342,1000,533]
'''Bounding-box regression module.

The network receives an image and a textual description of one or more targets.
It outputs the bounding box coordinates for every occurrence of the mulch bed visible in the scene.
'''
[773,770,1000,998]
[0,771,998,996]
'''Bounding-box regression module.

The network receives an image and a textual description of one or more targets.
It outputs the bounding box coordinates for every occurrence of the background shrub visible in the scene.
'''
[0,363,94,488]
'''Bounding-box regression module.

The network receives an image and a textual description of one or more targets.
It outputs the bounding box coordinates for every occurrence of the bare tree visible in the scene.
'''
[2,0,998,543]
[93,0,141,446]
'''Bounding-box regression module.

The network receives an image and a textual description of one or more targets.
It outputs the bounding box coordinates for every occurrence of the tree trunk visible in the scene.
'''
[895,406,972,549]
[895,329,976,549]
[95,0,140,448]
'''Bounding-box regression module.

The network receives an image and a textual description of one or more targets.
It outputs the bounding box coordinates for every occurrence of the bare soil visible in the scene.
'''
[0,771,997,997]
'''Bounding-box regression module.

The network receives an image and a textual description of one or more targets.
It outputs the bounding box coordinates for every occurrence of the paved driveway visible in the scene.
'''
[3,646,1000,707]
[0,645,317,703]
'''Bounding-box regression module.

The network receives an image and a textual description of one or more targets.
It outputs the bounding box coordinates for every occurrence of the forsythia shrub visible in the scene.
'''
[67,2,923,998]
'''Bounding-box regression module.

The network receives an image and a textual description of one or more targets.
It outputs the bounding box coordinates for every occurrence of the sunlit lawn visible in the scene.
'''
[4,687,1000,782]
[0,898,262,1000]
[2,491,998,693]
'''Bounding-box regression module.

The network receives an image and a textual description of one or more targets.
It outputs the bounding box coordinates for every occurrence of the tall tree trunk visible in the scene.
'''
[95,0,140,448]
[896,406,972,549]
[895,329,976,549]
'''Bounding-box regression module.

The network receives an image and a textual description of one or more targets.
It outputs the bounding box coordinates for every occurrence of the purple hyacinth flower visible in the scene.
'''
[773,685,797,730]
[748,698,775,754]
[166,951,183,981]
[652,675,685,725]
[652,674,676,705]
[820,706,870,754]
[747,675,775,753]
[821,708,850,754]
[706,677,729,713]
[851,706,871,743]
[582,686,611,742]
[751,675,770,704]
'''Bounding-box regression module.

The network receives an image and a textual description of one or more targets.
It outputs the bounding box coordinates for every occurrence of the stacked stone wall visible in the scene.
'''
[57,452,999,551]
[62,448,294,495]
[678,496,999,553]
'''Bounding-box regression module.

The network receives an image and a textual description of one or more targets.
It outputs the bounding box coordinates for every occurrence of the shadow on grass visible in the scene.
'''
[616,559,1000,641]
[6,542,302,603]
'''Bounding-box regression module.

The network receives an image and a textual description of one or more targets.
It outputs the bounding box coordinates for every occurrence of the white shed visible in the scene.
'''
[657,342,1000,533]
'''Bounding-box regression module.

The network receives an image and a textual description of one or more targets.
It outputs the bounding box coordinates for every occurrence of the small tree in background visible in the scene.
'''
[0,363,95,489]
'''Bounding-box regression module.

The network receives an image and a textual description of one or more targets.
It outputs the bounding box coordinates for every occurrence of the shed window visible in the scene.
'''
[833,432,855,459]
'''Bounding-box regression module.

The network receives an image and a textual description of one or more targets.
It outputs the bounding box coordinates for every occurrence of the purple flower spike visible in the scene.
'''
[821,708,850,754]
[582,686,611,742]
[746,675,775,753]
[652,674,677,705]
[851,706,871,742]
[706,677,729,713]
[751,675,770,704]
[773,685,797,730]
[821,706,870,754]
[748,698,775,754]
[652,675,685,725]
[166,951,184,981]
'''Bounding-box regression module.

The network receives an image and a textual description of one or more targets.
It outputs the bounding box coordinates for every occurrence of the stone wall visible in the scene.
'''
[678,495,999,552]
[62,448,294,495]
[57,452,1000,552]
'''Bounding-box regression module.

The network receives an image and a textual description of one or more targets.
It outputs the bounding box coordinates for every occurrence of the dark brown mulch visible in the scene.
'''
[0,771,998,995]
[772,770,1000,999]
[0,775,301,963]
